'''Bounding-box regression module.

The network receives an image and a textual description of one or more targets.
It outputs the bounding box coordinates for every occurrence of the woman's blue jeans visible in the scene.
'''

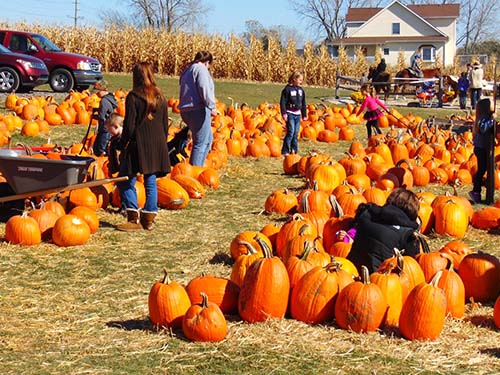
[181,108,213,166]
[282,113,301,155]
[118,162,158,213]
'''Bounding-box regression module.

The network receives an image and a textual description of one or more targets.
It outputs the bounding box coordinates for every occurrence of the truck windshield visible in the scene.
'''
[32,34,62,52]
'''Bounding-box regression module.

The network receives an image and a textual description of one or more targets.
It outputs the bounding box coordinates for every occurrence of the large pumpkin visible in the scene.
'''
[399,271,447,340]
[237,237,290,323]
[291,261,353,324]
[334,266,387,333]
[156,177,190,209]
[370,262,404,327]
[148,269,191,329]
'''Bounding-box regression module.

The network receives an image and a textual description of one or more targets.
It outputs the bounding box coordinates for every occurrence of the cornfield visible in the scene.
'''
[1,22,498,85]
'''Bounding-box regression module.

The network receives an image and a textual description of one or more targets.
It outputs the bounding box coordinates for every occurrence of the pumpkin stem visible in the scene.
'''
[161,268,171,285]
[199,292,209,308]
[254,234,272,258]
[360,265,370,284]
[429,270,443,286]
[324,260,342,273]
[238,240,259,255]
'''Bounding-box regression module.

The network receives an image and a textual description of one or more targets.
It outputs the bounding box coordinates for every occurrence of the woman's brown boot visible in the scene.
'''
[116,209,143,231]
[140,211,157,230]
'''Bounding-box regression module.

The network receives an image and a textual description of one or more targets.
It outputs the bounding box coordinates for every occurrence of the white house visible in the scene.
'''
[329,1,460,67]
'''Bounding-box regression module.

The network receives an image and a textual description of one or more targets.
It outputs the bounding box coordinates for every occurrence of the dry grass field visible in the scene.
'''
[1,77,499,375]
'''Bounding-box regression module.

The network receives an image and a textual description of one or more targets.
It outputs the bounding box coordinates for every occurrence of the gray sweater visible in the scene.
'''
[179,62,216,112]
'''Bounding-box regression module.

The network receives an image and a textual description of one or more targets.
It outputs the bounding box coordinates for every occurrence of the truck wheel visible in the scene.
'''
[0,67,20,93]
[49,68,74,92]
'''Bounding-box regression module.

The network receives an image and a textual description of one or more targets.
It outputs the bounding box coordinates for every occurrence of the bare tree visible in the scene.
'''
[457,0,500,53]
[290,0,384,42]
[241,20,303,50]
[126,0,209,31]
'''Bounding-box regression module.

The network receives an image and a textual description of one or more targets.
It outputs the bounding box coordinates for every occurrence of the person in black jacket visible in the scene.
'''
[373,58,386,81]
[280,70,307,155]
[347,188,421,274]
[92,80,118,156]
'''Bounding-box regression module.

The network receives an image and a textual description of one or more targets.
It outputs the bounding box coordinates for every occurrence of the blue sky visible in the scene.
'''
[2,0,313,40]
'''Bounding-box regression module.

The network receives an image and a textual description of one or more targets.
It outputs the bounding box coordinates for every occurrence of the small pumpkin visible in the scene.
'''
[182,292,228,342]
[69,206,99,234]
[185,274,240,315]
[52,214,91,247]
[5,212,42,246]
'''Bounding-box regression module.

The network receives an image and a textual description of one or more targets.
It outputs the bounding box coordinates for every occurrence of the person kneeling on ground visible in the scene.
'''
[346,188,421,274]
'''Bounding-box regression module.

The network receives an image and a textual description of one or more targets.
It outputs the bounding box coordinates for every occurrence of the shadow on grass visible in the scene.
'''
[480,348,500,358]
[465,315,497,330]
[210,251,233,266]
[107,317,153,331]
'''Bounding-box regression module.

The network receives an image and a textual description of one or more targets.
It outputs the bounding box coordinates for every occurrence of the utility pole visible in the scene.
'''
[73,0,79,28]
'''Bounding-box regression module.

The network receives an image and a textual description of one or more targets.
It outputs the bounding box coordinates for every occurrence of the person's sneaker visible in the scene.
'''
[468,191,481,204]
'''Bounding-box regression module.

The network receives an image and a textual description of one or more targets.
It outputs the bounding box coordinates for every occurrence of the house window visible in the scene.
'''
[392,23,400,35]
[421,46,436,62]
[383,48,389,55]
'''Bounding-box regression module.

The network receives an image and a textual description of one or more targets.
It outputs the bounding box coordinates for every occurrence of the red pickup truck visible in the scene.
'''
[0,29,103,92]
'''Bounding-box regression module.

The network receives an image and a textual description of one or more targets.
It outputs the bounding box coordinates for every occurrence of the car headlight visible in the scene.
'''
[77,61,92,70]
[17,59,46,70]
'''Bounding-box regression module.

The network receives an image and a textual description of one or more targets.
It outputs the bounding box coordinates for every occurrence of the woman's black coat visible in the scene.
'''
[120,92,170,176]
[347,203,420,274]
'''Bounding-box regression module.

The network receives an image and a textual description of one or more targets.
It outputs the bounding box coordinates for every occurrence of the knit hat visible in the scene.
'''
[93,79,109,92]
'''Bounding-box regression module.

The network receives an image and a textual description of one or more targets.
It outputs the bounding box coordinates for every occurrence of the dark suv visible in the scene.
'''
[0,44,48,93]
[0,30,103,92]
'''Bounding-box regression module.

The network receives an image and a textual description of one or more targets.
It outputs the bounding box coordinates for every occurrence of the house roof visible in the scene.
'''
[330,35,449,46]
[346,3,460,22]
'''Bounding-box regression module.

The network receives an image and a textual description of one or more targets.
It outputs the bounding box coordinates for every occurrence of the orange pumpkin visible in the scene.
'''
[52,214,91,247]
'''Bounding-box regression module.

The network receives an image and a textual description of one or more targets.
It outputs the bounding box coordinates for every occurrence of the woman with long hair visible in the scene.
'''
[178,50,217,166]
[116,61,171,231]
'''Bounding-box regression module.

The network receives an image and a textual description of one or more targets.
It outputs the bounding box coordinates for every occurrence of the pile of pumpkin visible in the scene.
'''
[147,223,500,342]
[0,150,223,247]
[4,199,99,247]
[167,99,421,160]
[145,105,500,342]
[0,90,127,142]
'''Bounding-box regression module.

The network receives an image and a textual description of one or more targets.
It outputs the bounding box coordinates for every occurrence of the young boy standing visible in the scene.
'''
[92,80,118,156]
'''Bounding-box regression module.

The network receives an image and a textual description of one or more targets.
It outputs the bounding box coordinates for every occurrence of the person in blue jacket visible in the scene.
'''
[178,51,217,166]
[458,71,470,110]
[280,70,307,155]
[92,80,118,156]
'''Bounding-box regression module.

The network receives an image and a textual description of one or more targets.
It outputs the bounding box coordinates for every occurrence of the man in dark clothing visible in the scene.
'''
[92,80,118,156]
[346,189,421,274]
[374,58,386,80]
